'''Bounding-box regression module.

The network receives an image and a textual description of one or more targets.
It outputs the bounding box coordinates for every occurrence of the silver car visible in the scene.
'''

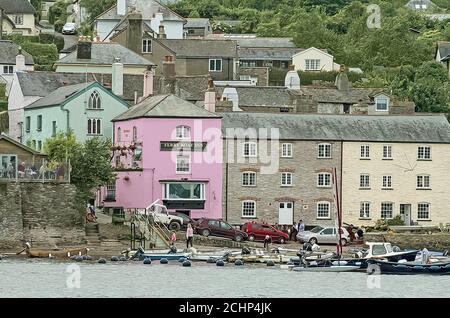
[62,23,77,35]
[296,226,350,246]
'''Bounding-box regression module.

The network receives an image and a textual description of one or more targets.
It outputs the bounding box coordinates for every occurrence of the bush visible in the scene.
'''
[0,84,6,98]
[269,68,364,86]
[39,33,54,44]
[0,101,7,112]
[20,42,58,67]
[374,215,405,231]
[35,64,56,71]
[3,34,40,46]
[387,215,405,226]
[54,20,66,33]
[54,35,65,52]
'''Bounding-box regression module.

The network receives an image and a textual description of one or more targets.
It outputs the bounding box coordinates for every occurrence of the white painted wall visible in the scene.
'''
[292,47,336,72]
[96,20,120,41]
[160,21,184,39]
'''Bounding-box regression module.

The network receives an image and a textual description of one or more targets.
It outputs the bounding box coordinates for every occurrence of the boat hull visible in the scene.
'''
[26,247,89,259]
[367,260,450,275]
[292,265,361,272]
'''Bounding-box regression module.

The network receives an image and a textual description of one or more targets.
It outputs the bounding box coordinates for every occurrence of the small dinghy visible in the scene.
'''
[131,247,189,261]
[24,243,89,259]
[292,265,361,272]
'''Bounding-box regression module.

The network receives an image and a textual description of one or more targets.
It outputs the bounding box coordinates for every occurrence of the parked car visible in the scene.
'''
[169,212,197,229]
[242,222,289,244]
[195,218,248,242]
[296,226,350,246]
[62,23,77,35]
[146,203,184,231]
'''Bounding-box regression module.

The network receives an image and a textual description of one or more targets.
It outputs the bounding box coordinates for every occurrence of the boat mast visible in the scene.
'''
[332,167,343,257]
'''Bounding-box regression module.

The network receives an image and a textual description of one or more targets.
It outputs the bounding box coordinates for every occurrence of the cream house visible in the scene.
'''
[342,114,450,227]
[0,0,38,36]
[292,47,340,72]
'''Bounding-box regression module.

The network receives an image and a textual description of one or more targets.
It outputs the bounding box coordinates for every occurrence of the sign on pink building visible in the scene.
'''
[98,94,223,219]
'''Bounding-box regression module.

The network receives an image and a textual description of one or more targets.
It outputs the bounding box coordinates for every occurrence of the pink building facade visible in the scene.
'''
[98,94,223,219]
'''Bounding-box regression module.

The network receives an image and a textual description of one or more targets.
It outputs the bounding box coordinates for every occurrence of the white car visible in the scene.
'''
[146,203,184,231]
[297,226,350,246]
[62,23,77,35]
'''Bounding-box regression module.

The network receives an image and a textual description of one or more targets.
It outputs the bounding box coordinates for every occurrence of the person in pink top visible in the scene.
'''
[186,223,194,249]
[170,231,177,245]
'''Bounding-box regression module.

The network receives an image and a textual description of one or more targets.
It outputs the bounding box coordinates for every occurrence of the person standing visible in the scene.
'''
[263,235,272,251]
[298,220,305,232]
[290,222,298,241]
[186,223,194,249]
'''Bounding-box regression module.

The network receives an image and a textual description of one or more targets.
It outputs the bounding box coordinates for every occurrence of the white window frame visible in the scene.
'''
[281,172,293,187]
[142,39,152,53]
[417,202,430,220]
[163,182,205,201]
[281,143,292,158]
[175,125,191,140]
[87,118,102,135]
[360,202,370,219]
[243,142,257,158]
[242,200,256,218]
[360,145,370,159]
[375,96,389,112]
[176,153,190,174]
[417,146,431,160]
[305,59,321,71]
[381,202,394,219]
[242,171,256,187]
[316,201,331,219]
[209,59,222,72]
[317,172,331,188]
[318,143,331,159]
[382,175,392,189]
[88,90,102,109]
[360,174,370,189]
[2,65,14,74]
[382,145,392,159]
[416,175,431,189]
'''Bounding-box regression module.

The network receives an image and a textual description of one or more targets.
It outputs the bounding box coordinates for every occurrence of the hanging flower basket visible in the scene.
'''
[129,144,137,150]
[123,176,130,181]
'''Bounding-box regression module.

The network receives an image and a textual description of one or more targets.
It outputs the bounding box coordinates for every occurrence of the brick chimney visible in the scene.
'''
[204,79,216,112]
[77,36,92,60]
[126,11,143,55]
[162,55,175,77]
[159,25,166,39]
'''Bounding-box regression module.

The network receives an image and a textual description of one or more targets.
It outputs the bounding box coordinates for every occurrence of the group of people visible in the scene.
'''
[169,223,194,251]
[288,220,305,242]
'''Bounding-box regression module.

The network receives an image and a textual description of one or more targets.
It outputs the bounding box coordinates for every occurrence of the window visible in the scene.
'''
[87,119,102,135]
[220,221,232,230]
[3,65,13,74]
[240,61,256,67]
[142,39,152,53]
[360,145,370,159]
[37,115,42,131]
[242,200,256,218]
[106,182,116,200]
[381,202,393,219]
[317,173,331,187]
[317,202,330,219]
[25,116,30,132]
[243,142,257,157]
[242,172,256,186]
[382,175,392,189]
[164,183,205,200]
[133,126,137,142]
[360,202,370,218]
[88,91,101,109]
[37,141,42,151]
[417,203,430,220]
[281,172,293,186]
[52,121,57,137]
[417,146,431,160]
[281,143,292,158]
[383,145,392,159]
[176,154,190,173]
[175,125,190,139]
[417,175,430,189]
[117,127,121,142]
[32,140,36,149]
[209,59,222,72]
[375,96,389,111]
[360,174,370,188]
[321,228,334,235]
[305,59,321,71]
[14,15,23,25]
[318,143,331,158]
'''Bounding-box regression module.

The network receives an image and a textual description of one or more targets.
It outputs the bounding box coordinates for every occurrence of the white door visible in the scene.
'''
[278,202,293,225]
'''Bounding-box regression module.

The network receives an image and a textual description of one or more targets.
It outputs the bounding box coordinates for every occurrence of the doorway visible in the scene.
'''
[400,204,412,226]
[278,202,294,225]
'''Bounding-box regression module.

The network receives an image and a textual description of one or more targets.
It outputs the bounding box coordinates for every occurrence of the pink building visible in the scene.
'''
[98,94,223,219]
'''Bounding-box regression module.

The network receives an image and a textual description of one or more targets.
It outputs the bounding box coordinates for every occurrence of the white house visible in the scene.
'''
[94,0,185,41]
[0,0,38,36]
[436,41,450,77]
[405,0,439,11]
[292,47,341,72]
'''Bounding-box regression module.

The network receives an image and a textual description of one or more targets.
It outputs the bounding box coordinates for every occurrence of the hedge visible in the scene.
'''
[269,68,364,86]
[20,42,58,68]
[0,101,7,112]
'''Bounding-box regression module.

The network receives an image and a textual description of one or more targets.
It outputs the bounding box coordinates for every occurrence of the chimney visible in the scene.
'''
[158,25,166,39]
[335,66,350,91]
[222,87,241,112]
[77,36,92,60]
[117,0,127,16]
[143,65,154,98]
[15,46,26,71]
[162,55,175,77]
[112,58,124,96]
[151,12,164,36]
[204,79,216,112]
[126,11,143,54]
[284,65,300,90]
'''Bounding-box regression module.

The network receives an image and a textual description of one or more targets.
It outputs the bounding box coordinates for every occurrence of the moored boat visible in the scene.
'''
[131,247,189,261]
[367,259,450,275]
[25,243,89,259]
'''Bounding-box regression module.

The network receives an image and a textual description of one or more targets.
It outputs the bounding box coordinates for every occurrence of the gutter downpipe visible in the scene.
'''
[224,138,229,221]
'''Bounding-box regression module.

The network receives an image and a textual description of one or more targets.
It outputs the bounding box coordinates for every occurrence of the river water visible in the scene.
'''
[0,259,449,298]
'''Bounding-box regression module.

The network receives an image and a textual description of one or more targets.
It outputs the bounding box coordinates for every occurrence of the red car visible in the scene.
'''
[242,222,289,244]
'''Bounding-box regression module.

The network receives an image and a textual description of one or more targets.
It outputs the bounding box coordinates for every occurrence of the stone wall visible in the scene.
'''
[364,233,450,250]
[0,182,85,249]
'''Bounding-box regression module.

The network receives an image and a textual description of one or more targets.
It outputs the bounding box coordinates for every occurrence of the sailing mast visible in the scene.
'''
[332,167,343,257]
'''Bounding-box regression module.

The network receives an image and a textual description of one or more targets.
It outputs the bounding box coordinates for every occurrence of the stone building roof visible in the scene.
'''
[0,132,42,155]
[216,86,291,108]
[25,82,93,109]
[221,113,450,143]
[157,39,237,58]
[239,48,304,61]
[185,18,210,29]
[0,40,34,65]
[0,0,36,14]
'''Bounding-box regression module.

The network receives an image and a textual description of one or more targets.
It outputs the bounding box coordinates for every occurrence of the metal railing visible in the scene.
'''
[0,158,71,183]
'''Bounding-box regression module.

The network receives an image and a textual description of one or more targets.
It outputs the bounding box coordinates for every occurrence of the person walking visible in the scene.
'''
[263,235,272,251]
[290,222,298,241]
[186,223,194,249]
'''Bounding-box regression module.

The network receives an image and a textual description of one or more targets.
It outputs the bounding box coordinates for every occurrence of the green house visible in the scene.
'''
[23,82,129,150]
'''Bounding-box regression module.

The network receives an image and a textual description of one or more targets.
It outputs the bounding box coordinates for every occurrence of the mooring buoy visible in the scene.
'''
[98,258,106,264]
[216,260,225,267]
[111,256,119,262]
[160,258,169,264]
[182,260,191,267]
[234,259,243,266]
[143,258,152,265]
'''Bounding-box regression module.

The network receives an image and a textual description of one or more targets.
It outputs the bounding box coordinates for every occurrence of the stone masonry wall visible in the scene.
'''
[364,233,450,250]
[0,182,85,249]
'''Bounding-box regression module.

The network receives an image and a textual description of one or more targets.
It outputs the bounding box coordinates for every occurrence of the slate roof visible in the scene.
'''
[220,36,296,48]
[221,113,450,143]
[239,47,304,61]
[0,132,43,155]
[185,18,210,29]
[96,0,184,22]
[56,42,155,66]
[437,41,450,61]
[299,87,375,104]
[153,75,210,102]
[113,94,220,121]
[25,82,94,109]
[215,86,291,108]
[0,0,36,14]
[0,40,34,65]
[157,39,237,58]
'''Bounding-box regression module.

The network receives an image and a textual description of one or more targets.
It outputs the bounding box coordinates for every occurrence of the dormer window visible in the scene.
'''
[375,95,389,111]
[88,91,101,109]
[176,125,191,139]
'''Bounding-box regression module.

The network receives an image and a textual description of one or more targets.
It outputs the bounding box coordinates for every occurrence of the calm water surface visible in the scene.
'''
[0,259,449,298]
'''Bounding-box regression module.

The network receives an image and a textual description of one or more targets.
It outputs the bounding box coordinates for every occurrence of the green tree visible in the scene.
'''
[43,131,82,162]
[80,0,115,22]
[48,0,69,25]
